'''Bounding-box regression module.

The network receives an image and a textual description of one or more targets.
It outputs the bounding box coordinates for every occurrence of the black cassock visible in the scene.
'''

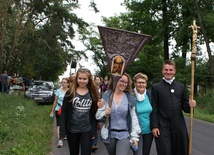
[151,80,190,155]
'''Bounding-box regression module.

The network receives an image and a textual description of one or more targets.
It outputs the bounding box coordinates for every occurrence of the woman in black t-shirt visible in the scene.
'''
[60,68,99,155]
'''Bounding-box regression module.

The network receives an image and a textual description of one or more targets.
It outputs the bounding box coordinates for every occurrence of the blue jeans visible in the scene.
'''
[92,133,98,146]
[2,84,8,93]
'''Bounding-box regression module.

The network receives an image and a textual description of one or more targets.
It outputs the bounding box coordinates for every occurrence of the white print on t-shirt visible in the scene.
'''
[73,97,92,110]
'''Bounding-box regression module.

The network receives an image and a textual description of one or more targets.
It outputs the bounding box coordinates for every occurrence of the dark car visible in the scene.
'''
[24,80,55,104]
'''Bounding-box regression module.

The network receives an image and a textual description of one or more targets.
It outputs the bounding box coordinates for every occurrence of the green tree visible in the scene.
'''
[116,0,214,86]
[77,24,109,77]
[194,0,214,84]
[0,0,98,81]
[63,0,214,88]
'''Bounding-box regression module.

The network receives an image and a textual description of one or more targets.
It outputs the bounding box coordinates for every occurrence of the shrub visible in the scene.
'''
[196,89,214,114]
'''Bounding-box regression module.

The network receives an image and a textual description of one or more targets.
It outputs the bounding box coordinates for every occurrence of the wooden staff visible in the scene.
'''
[104,91,114,128]
[188,20,200,155]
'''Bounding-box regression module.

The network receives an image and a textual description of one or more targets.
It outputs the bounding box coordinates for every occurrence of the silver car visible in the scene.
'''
[24,80,55,104]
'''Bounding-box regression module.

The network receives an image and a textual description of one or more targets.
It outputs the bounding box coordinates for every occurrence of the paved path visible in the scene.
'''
[48,122,109,155]
[49,117,214,155]
[48,119,156,155]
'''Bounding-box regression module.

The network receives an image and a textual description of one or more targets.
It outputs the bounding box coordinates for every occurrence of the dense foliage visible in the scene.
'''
[80,0,214,89]
[0,0,97,81]
[1,0,214,88]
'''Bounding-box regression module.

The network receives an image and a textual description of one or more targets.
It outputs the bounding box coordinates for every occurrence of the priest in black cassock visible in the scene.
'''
[150,60,196,155]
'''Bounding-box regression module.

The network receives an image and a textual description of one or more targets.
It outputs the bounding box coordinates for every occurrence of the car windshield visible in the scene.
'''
[29,82,53,90]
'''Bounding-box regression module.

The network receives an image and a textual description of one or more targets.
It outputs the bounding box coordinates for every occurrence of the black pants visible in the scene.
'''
[67,130,92,155]
[134,133,153,155]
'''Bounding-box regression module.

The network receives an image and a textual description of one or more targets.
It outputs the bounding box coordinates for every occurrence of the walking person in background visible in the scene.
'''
[96,73,141,155]
[50,77,70,148]
[12,75,18,86]
[133,73,153,155]
[100,75,109,93]
[23,76,30,91]
[57,79,62,89]
[0,70,9,94]
[60,68,99,155]
[69,73,75,85]
[151,60,196,155]
[94,75,103,98]
[91,75,103,152]
[7,75,13,90]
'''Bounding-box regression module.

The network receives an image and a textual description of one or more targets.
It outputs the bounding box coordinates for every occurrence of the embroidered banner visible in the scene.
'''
[98,26,151,88]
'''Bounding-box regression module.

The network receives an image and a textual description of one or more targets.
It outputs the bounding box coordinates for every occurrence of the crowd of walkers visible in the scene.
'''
[0,70,31,94]
[50,59,197,155]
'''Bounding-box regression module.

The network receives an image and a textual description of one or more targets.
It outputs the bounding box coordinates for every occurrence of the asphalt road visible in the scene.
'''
[185,117,214,155]
[49,117,214,155]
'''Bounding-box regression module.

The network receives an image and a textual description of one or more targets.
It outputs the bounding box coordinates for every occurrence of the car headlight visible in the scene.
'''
[25,91,31,96]
[48,92,53,96]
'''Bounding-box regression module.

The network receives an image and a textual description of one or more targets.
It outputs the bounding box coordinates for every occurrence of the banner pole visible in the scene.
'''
[104,91,114,128]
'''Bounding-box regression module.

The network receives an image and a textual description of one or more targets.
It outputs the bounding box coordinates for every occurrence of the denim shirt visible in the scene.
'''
[96,90,141,144]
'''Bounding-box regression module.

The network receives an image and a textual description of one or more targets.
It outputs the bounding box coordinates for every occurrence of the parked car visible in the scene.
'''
[24,80,55,104]
[9,84,23,95]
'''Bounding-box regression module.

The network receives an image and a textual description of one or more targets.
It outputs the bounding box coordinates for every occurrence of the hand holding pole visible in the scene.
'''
[104,91,114,128]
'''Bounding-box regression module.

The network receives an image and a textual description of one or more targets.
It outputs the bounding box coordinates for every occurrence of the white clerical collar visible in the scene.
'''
[163,77,175,85]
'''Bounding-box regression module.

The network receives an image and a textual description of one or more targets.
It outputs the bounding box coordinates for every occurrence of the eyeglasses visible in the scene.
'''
[119,80,128,85]
[136,81,146,85]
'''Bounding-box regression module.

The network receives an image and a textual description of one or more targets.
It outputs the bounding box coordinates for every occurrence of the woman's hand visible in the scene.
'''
[105,107,111,115]
[50,111,54,117]
[132,140,138,147]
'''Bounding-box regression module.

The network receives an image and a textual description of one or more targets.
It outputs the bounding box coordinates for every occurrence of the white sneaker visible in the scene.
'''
[57,140,63,148]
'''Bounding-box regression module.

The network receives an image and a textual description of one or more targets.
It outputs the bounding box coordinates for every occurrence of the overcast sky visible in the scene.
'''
[74,0,126,25]
[59,0,126,79]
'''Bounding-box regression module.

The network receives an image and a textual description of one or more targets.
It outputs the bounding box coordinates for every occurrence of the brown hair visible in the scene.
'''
[108,73,133,94]
[163,60,176,69]
[94,75,102,81]
[61,78,70,88]
[67,68,99,114]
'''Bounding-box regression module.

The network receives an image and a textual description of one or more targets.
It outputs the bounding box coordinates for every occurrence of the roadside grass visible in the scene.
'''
[191,90,214,123]
[185,107,214,123]
[0,93,54,155]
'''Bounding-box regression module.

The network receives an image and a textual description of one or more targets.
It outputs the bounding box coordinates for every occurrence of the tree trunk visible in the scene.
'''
[195,0,214,86]
[0,3,7,72]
